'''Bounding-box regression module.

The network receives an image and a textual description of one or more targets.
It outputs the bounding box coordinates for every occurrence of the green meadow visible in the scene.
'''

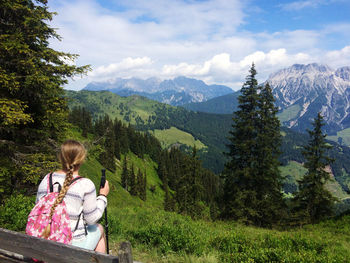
[152,127,207,149]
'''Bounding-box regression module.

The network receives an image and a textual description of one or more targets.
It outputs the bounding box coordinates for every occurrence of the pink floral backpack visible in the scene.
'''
[26,173,82,244]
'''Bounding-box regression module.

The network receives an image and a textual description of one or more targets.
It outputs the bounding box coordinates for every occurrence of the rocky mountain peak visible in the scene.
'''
[84,76,233,106]
[335,67,350,81]
[266,63,350,133]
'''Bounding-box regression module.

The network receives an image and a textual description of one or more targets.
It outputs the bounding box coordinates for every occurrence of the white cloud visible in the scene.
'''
[90,57,153,79]
[47,0,350,91]
[109,0,245,39]
[325,46,350,67]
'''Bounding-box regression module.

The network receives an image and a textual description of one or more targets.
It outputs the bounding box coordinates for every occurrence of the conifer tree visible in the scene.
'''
[121,156,129,190]
[0,0,89,195]
[293,112,336,223]
[255,83,286,225]
[141,171,147,201]
[136,168,143,198]
[164,182,173,211]
[119,128,130,154]
[223,64,284,226]
[130,163,137,196]
[99,117,116,172]
[188,146,204,217]
[163,171,175,211]
[223,64,261,224]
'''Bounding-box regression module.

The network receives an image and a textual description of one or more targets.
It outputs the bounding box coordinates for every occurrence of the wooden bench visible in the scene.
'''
[0,228,134,263]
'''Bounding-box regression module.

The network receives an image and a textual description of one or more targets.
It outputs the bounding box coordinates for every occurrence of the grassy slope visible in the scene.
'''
[113,208,350,263]
[151,127,207,149]
[66,90,207,150]
[277,104,301,123]
[327,127,350,146]
[280,161,349,200]
[66,127,350,263]
[66,125,164,210]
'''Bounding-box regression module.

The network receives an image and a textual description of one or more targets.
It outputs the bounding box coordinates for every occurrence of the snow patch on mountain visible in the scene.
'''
[267,63,350,133]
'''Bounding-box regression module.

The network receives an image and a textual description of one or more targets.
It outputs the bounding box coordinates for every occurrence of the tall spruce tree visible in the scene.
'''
[99,121,116,172]
[121,156,129,190]
[0,0,89,197]
[293,112,336,223]
[223,64,260,224]
[136,168,143,198]
[223,64,284,226]
[188,146,204,217]
[255,83,286,225]
[130,163,137,196]
[141,171,147,201]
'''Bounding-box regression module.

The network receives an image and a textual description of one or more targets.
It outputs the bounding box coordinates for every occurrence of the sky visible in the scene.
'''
[48,0,350,91]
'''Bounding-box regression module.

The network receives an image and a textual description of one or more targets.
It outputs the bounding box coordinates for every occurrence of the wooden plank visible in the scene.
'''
[0,248,34,262]
[118,242,133,263]
[0,254,25,263]
[0,228,119,263]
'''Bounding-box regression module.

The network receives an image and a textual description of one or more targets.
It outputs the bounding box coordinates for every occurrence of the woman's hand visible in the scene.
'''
[99,180,110,196]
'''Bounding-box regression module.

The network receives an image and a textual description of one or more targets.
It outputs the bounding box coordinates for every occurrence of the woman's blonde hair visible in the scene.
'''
[42,140,86,238]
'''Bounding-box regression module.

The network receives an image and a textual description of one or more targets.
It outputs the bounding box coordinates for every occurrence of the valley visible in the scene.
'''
[66,89,350,203]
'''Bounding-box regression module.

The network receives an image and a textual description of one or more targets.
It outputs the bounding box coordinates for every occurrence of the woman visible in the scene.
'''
[35,140,110,253]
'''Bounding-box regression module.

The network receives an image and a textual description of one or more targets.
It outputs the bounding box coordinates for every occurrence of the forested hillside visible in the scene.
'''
[66,90,350,202]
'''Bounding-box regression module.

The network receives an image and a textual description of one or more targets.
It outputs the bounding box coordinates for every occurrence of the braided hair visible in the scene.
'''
[42,140,86,238]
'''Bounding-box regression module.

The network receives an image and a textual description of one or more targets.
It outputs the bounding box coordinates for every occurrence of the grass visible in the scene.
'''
[152,127,207,149]
[67,90,174,125]
[106,207,350,263]
[327,127,350,146]
[279,160,306,184]
[279,161,349,200]
[278,104,301,123]
[80,152,164,209]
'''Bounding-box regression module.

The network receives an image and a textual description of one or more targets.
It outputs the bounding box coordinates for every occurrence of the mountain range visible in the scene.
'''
[84,76,233,106]
[83,63,350,134]
[184,63,350,134]
[269,63,350,134]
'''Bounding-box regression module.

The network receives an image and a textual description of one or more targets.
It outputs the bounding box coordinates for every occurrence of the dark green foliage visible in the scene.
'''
[0,194,35,231]
[293,113,337,223]
[254,83,286,225]
[137,170,147,201]
[98,115,116,172]
[0,0,89,200]
[159,147,219,218]
[129,164,137,196]
[121,156,129,190]
[164,183,175,212]
[222,65,285,226]
[68,106,93,137]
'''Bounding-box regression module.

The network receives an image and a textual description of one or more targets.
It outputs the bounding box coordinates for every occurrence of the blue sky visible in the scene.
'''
[49,0,350,90]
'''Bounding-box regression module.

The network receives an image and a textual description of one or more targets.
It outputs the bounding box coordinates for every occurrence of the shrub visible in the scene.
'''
[0,194,35,231]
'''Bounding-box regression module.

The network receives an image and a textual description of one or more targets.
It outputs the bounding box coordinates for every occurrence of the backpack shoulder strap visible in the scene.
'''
[48,172,54,193]
[48,173,82,193]
[70,176,83,186]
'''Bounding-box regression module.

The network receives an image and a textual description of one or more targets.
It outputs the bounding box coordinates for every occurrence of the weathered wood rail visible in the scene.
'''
[0,228,134,263]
